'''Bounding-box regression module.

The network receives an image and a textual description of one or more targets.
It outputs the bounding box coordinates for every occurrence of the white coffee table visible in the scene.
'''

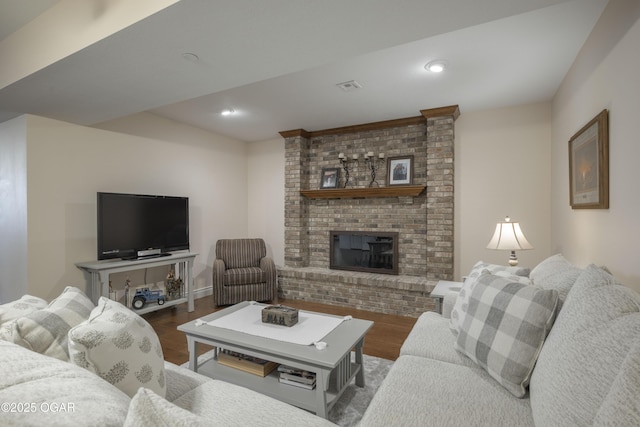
[177,301,373,418]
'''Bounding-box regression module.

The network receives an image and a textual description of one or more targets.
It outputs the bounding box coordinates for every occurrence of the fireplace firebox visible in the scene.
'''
[329,231,398,275]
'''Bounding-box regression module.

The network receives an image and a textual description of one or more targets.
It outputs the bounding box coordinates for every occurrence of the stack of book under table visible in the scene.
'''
[217,349,279,377]
[277,365,317,390]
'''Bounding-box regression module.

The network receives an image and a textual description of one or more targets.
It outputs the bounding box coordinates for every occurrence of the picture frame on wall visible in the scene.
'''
[569,109,609,209]
[320,167,340,189]
[386,155,413,186]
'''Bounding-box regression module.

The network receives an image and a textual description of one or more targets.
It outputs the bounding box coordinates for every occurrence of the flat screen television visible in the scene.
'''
[97,192,189,260]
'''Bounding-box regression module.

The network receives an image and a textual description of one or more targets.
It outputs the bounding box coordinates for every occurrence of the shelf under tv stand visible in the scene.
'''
[76,252,198,313]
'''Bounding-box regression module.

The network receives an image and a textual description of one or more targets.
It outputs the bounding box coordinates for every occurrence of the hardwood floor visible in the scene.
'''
[143,297,418,365]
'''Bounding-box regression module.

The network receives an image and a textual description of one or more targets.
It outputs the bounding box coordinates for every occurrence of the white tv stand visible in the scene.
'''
[76,252,197,314]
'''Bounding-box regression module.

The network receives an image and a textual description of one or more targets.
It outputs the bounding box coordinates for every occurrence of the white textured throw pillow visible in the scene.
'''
[449,262,531,335]
[0,294,48,326]
[449,272,484,335]
[529,254,583,305]
[0,286,94,360]
[68,297,166,398]
[455,273,558,398]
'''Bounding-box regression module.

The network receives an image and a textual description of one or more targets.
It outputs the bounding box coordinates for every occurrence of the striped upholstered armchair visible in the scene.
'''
[212,238,277,307]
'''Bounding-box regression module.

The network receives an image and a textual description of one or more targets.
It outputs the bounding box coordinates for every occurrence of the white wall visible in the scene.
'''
[455,103,551,279]
[247,138,285,266]
[95,111,251,263]
[0,117,28,302]
[551,0,640,292]
[6,113,248,300]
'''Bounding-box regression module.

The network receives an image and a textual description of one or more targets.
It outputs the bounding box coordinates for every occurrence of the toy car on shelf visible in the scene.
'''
[131,287,165,309]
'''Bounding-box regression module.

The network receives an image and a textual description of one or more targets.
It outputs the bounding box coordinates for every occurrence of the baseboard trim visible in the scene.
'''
[193,286,212,300]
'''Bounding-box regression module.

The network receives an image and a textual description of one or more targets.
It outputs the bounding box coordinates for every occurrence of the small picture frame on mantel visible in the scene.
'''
[386,155,413,186]
[320,167,340,189]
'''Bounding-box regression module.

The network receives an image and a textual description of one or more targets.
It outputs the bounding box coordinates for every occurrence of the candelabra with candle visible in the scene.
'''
[364,152,385,187]
[338,152,358,187]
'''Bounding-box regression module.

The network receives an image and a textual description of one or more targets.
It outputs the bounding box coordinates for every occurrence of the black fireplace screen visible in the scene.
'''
[329,231,398,275]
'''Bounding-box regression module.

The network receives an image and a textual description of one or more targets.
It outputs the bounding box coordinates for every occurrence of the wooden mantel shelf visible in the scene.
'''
[300,185,426,199]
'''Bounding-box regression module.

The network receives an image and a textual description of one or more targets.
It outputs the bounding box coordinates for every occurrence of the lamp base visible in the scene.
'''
[508,250,519,266]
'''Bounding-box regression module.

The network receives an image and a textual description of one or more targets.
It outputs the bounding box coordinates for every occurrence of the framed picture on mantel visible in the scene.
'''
[320,167,340,189]
[569,109,609,209]
[386,155,413,186]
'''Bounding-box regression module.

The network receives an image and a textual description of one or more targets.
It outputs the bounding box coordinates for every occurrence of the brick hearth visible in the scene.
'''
[278,106,458,317]
[278,267,435,317]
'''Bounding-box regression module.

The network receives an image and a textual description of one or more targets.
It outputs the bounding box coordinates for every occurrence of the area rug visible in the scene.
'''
[181,351,393,427]
[327,354,393,426]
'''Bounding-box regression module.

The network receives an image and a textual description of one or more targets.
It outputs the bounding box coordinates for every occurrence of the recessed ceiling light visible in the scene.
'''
[181,52,200,62]
[221,109,235,116]
[425,61,446,73]
[336,80,363,91]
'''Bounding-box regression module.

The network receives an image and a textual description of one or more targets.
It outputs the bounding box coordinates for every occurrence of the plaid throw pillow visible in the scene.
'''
[449,264,531,336]
[0,287,94,361]
[454,273,558,397]
[0,295,48,326]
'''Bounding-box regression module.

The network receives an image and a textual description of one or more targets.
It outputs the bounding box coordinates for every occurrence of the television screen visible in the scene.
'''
[97,192,189,260]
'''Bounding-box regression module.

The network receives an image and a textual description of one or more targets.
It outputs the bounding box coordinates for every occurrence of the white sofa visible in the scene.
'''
[359,255,640,426]
[0,290,337,427]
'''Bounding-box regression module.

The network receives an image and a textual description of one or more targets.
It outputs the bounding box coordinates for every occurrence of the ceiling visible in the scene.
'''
[0,0,608,142]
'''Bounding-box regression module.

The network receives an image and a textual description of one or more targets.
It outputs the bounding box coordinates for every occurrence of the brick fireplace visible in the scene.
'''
[278,106,458,316]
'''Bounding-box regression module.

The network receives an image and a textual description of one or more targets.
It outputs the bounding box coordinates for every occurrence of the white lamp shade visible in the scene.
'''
[486,220,533,251]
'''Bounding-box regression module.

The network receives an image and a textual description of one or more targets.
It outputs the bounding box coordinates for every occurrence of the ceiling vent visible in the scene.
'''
[336,80,362,92]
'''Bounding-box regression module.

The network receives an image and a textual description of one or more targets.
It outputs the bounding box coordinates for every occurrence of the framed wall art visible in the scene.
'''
[320,167,340,189]
[386,155,413,186]
[569,109,609,209]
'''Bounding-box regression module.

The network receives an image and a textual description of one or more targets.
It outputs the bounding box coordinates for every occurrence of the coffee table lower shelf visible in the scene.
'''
[196,354,362,415]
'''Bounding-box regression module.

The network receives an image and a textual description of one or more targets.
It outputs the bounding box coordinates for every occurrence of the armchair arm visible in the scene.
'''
[260,257,278,303]
[212,259,226,306]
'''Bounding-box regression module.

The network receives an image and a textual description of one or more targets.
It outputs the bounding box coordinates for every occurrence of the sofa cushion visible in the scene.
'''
[224,267,266,285]
[172,379,337,426]
[359,355,534,427]
[0,286,94,361]
[529,264,640,426]
[529,254,582,306]
[0,294,47,326]
[450,268,531,335]
[125,387,211,427]
[455,273,558,398]
[0,340,130,426]
[400,311,476,368]
[68,297,166,398]
[222,282,273,304]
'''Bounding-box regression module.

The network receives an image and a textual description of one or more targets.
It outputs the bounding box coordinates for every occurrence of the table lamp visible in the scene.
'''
[486,216,533,266]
